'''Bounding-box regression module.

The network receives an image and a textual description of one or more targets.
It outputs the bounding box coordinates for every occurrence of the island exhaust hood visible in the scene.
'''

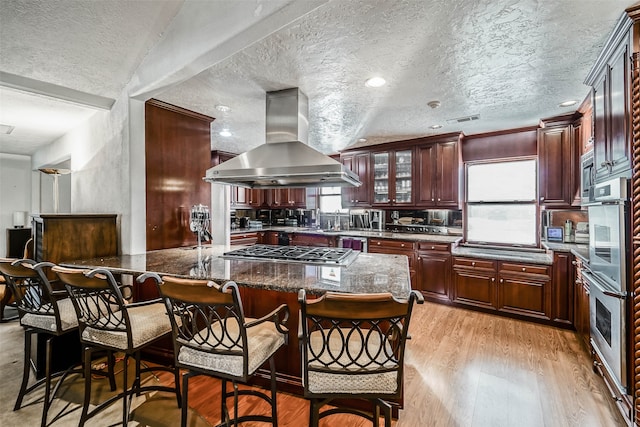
[204,88,361,189]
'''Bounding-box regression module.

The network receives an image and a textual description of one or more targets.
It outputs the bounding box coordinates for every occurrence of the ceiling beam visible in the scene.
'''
[0,71,115,110]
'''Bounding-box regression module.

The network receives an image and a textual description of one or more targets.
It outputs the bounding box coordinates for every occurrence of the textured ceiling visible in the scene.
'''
[158,0,631,154]
[0,0,635,157]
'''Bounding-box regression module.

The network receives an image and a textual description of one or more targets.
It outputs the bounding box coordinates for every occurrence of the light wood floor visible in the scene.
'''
[178,301,626,427]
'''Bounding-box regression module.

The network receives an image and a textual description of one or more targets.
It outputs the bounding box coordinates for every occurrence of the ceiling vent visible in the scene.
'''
[446,114,480,124]
[0,124,15,134]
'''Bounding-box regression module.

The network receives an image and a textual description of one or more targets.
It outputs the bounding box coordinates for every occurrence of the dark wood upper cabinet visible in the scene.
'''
[371,148,414,207]
[585,14,632,182]
[416,136,461,208]
[607,41,631,177]
[340,151,371,207]
[537,122,577,208]
[340,133,462,209]
[268,188,306,208]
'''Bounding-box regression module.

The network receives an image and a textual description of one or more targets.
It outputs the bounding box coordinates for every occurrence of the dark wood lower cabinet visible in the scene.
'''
[416,243,451,302]
[290,233,336,247]
[230,232,258,246]
[369,239,416,288]
[257,231,279,245]
[452,258,497,310]
[497,263,551,320]
[552,251,574,326]
[452,257,558,325]
[573,257,590,352]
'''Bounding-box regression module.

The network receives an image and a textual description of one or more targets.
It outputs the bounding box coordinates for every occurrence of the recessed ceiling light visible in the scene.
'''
[430,124,443,129]
[559,100,577,107]
[219,129,232,137]
[216,104,231,112]
[357,138,367,143]
[427,100,441,109]
[0,124,15,134]
[365,77,386,88]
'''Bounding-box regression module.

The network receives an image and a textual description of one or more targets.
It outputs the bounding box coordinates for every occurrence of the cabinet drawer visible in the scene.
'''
[369,239,415,250]
[230,232,258,246]
[500,262,550,277]
[453,257,495,270]
[417,242,449,252]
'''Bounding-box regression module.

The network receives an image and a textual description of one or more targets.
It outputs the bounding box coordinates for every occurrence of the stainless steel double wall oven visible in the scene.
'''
[585,177,631,393]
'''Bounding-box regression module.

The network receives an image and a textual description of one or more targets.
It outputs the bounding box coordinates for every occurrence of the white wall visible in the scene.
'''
[0,154,32,256]
[31,92,136,254]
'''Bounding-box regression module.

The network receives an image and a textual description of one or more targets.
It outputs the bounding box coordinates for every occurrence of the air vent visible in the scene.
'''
[0,124,15,134]
[446,114,480,124]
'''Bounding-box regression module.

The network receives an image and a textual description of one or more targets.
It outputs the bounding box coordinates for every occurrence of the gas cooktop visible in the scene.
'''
[222,244,358,266]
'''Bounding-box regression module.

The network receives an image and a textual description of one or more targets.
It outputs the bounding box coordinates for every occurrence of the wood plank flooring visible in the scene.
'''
[176,301,626,426]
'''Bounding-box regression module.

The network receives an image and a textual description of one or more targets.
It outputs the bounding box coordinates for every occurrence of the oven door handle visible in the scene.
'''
[583,271,626,299]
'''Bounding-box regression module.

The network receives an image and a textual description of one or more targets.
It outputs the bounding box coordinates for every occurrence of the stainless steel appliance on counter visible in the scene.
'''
[349,209,384,231]
[585,176,631,394]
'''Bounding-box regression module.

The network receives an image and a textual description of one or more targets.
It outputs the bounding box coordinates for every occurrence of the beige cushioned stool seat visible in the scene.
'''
[178,317,286,377]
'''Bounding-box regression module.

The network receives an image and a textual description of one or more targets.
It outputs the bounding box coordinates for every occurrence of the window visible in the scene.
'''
[466,159,537,246]
[319,187,347,213]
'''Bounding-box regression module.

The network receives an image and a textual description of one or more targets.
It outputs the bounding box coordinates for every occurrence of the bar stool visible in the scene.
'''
[141,274,289,427]
[0,258,91,427]
[298,289,423,427]
[52,266,181,427]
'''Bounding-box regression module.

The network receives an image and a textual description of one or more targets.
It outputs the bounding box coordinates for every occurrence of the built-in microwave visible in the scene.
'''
[581,150,595,205]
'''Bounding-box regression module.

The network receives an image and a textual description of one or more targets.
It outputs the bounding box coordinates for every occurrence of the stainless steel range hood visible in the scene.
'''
[204,88,361,189]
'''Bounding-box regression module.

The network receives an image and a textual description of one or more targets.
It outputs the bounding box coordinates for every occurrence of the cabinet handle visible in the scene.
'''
[431,246,435,250]
[377,242,381,245]
[540,197,545,201]
[355,199,359,202]
[392,199,396,202]
[418,257,421,260]
[500,279,504,283]
[522,267,526,272]
[401,243,405,247]
[438,198,441,202]
[572,261,577,265]
[431,198,435,202]
[491,278,495,282]
[471,261,476,267]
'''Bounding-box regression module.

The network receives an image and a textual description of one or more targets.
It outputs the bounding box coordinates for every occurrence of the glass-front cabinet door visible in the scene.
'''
[394,149,412,204]
[372,149,413,206]
[373,152,390,203]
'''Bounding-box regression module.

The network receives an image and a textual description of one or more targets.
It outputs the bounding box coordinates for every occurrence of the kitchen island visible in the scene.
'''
[61,244,411,298]
[61,245,412,400]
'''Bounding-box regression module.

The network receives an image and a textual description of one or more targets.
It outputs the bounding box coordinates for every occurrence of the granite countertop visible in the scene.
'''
[61,245,412,298]
[231,226,462,244]
[230,227,589,265]
[543,241,590,263]
[451,245,554,265]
